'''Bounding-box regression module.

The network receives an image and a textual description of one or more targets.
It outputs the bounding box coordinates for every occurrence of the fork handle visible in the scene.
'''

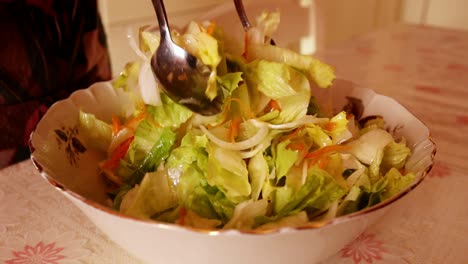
[234,0,251,30]
[233,0,276,45]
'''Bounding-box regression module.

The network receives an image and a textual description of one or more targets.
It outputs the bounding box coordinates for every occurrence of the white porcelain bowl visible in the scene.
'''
[29,78,435,264]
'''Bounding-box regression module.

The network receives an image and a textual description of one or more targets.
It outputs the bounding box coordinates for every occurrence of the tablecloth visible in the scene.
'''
[1,23,468,264]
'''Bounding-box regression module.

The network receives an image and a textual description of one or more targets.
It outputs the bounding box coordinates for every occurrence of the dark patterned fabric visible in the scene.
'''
[0,0,112,168]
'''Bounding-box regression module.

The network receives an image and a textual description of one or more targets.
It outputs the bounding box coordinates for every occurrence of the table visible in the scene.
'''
[1,23,468,264]
[315,24,468,264]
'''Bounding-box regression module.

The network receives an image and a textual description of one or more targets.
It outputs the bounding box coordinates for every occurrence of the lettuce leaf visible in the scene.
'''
[306,124,332,148]
[126,121,170,164]
[347,129,394,165]
[338,167,416,215]
[146,93,193,128]
[183,210,222,229]
[224,199,268,230]
[360,116,385,135]
[248,152,269,201]
[139,28,160,55]
[276,166,346,216]
[274,139,299,182]
[217,72,243,95]
[382,141,411,170]
[257,211,308,230]
[326,111,352,144]
[166,132,236,222]
[120,170,177,219]
[112,61,140,93]
[381,168,416,200]
[247,60,298,99]
[369,148,384,184]
[274,89,311,124]
[245,60,311,124]
[124,126,176,185]
[206,144,251,201]
[254,11,280,42]
[78,111,112,152]
[247,44,335,88]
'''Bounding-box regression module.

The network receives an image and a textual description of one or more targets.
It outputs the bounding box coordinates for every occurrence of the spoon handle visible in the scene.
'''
[152,0,172,40]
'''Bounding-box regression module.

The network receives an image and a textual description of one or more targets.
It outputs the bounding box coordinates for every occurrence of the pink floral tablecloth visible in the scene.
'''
[1,23,468,264]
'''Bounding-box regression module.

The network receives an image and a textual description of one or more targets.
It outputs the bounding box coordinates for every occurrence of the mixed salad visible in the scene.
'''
[79,12,415,230]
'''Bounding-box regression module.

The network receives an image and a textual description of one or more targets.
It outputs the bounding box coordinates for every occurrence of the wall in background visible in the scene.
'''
[98,0,230,73]
[315,0,402,48]
[99,0,468,76]
[401,0,468,30]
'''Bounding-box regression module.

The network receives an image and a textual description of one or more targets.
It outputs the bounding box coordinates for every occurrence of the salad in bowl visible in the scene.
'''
[30,10,435,264]
[76,12,421,230]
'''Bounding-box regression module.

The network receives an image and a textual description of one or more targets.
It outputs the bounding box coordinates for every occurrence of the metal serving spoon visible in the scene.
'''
[151,0,223,116]
[233,0,276,45]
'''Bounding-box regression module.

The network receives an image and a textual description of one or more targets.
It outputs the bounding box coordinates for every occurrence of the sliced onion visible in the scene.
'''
[268,167,276,180]
[301,160,308,185]
[252,115,328,131]
[200,120,268,151]
[191,113,221,127]
[127,27,148,62]
[320,201,339,221]
[239,136,272,159]
[107,127,134,156]
[139,62,162,106]
[247,27,265,46]
[346,167,366,187]
[127,28,163,106]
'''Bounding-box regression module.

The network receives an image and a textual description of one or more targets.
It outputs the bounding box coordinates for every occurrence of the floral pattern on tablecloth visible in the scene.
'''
[339,232,388,263]
[316,24,468,264]
[0,188,29,235]
[1,24,468,264]
[0,162,142,264]
[329,231,415,264]
[323,160,468,264]
[1,230,91,264]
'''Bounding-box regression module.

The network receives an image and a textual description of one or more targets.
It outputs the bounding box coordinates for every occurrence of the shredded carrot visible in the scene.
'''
[229,115,242,143]
[266,99,282,112]
[304,145,349,161]
[284,128,302,141]
[212,98,242,127]
[317,156,331,169]
[112,115,122,136]
[125,111,146,130]
[206,21,216,35]
[100,168,124,186]
[242,32,249,59]
[177,207,187,226]
[287,141,306,151]
[226,97,243,108]
[323,121,336,131]
[224,97,255,119]
[208,97,254,129]
[399,168,406,175]
[308,156,331,169]
[101,136,134,170]
[113,104,147,135]
[195,22,204,32]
